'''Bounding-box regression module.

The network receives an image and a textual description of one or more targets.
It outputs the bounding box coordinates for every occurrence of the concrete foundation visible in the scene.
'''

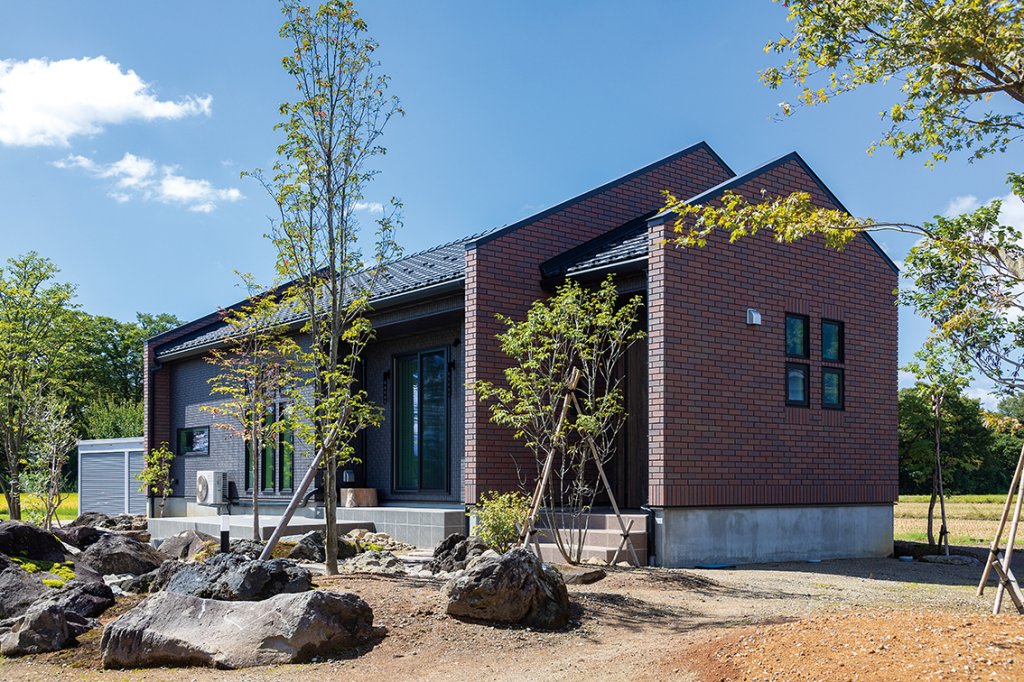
[653,504,893,567]
[148,504,465,548]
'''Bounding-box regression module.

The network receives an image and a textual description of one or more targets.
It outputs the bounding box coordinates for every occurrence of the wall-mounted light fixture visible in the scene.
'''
[746,308,762,326]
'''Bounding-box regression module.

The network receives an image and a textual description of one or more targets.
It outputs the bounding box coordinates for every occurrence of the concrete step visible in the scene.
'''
[536,542,645,567]
[533,527,647,550]
[536,511,648,531]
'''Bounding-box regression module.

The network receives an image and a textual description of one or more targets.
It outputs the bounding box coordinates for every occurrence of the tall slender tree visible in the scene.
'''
[203,275,298,541]
[0,253,81,520]
[251,0,402,573]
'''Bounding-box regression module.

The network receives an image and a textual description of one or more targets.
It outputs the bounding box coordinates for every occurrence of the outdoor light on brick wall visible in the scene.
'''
[746,308,762,326]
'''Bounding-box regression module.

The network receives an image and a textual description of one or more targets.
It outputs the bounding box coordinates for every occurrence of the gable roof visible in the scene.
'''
[153,141,731,359]
[544,151,899,278]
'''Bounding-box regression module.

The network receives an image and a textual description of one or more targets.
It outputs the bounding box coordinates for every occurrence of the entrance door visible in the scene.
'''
[394,348,448,493]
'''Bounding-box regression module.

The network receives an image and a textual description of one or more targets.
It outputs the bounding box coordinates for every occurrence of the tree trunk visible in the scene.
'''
[253,433,261,543]
[7,489,20,521]
[928,473,938,548]
[324,453,338,575]
[934,394,950,555]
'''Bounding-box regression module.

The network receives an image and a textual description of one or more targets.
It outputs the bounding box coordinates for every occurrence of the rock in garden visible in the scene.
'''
[76,534,168,577]
[98,514,148,532]
[229,538,265,559]
[34,580,115,619]
[444,548,570,629]
[559,565,606,586]
[158,529,218,561]
[0,603,99,656]
[287,530,358,562]
[920,554,981,566]
[426,533,490,573]
[68,512,110,529]
[0,562,47,619]
[101,589,378,669]
[340,550,406,575]
[162,552,312,601]
[0,521,67,563]
[52,525,108,550]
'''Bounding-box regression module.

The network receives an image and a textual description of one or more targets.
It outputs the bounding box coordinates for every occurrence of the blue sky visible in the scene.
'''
[0,1,1020,404]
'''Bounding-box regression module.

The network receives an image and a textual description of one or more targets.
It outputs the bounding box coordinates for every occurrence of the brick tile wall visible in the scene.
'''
[463,146,733,503]
[646,158,898,507]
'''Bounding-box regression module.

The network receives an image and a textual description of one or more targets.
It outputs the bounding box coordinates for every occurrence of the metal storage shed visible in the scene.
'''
[77,437,148,517]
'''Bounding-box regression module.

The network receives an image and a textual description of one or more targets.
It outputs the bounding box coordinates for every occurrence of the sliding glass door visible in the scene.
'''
[394,348,448,492]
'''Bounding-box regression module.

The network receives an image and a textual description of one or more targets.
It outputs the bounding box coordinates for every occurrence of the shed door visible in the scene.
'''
[127,451,148,515]
[80,453,126,515]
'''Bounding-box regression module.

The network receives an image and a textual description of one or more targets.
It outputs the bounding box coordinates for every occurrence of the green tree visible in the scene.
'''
[0,253,82,520]
[899,388,991,492]
[251,0,402,573]
[902,341,984,551]
[81,396,143,440]
[662,1,1024,424]
[22,394,77,530]
[476,277,644,564]
[137,442,175,518]
[202,275,298,540]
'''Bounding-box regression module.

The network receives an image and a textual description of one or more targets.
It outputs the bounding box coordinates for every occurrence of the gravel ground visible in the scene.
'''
[0,553,1010,681]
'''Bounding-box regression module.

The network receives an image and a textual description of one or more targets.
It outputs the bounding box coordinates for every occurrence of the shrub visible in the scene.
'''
[469,490,531,553]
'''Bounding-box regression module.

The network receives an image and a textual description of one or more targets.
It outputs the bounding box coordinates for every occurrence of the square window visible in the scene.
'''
[177,427,209,456]
[786,363,809,407]
[822,320,844,362]
[786,314,809,358]
[823,367,845,409]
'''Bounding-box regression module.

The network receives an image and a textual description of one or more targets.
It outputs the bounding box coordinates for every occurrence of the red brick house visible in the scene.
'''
[142,142,898,566]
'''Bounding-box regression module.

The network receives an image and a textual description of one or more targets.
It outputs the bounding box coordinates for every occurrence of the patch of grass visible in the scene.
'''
[9,556,76,581]
[899,494,1007,504]
[894,531,989,546]
[0,493,78,522]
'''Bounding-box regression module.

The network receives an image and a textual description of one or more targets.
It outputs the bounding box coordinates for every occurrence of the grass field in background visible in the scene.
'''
[0,493,78,523]
[895,494,1010,547]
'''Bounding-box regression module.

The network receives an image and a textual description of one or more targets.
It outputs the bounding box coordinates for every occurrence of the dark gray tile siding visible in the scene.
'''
[167,323,466,507]
[363,323,465,504]
[168,356,315,504]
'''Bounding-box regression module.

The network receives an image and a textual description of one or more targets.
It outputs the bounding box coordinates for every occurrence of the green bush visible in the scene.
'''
[469,490,531,553]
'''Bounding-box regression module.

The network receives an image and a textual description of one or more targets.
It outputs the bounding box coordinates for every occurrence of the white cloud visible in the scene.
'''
[944,195,981,217]
[965,384,1000,410]
[353,201,384,214]
[0,56,211,147]
[55,152,242,212]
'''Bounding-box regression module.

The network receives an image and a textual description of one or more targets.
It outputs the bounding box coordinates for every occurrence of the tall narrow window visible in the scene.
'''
[279,417,294,491]
[786,314,809,358]
[786,363,809,407]
[822,320,844,362]
[394,349,448,492]
[261,410,275,492]
[823,367,844,409]
[244,404,293,493]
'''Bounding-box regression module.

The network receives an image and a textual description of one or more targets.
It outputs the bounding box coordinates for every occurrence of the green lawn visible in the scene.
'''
[895,494,1008,546]
[0,493,78,523]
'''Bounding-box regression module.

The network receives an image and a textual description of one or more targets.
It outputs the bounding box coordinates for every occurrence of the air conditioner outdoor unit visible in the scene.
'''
[196,471,228,506]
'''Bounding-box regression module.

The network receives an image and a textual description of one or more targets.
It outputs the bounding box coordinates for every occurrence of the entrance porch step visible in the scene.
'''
[537,511,648,531]
[535,542,645,567]
[533,527,647,552]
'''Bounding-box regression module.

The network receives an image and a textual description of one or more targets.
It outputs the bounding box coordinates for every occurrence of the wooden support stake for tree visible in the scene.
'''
[979,441,1024,598]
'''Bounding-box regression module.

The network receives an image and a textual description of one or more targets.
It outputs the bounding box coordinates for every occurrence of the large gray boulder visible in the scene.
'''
[123,558,185,594]
[162,552,312,601]
[0,603,98,656]
[68,512,110,528]
[426,533,490,573]
[101,590,378,669]
[76,533,168,576]
[0,521,66,563]
[33,580,115,619]
[158,529,217,561]
[444,548,570,629]
[0,561,47,619]
[52,525,108,550]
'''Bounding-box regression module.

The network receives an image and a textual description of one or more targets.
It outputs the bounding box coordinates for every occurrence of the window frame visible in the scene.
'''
[177,426,210,456]
[785,362,810,407]
[822,319,845,363]
[785,313,810,359]
[822,367,845,410]
[392,347,450,494]
[241,403,294,494]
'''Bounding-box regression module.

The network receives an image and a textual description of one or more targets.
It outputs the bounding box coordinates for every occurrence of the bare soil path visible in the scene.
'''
[0,555,1009,682]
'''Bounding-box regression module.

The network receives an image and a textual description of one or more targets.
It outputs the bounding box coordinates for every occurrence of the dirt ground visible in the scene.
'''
[0,552,1018,682]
